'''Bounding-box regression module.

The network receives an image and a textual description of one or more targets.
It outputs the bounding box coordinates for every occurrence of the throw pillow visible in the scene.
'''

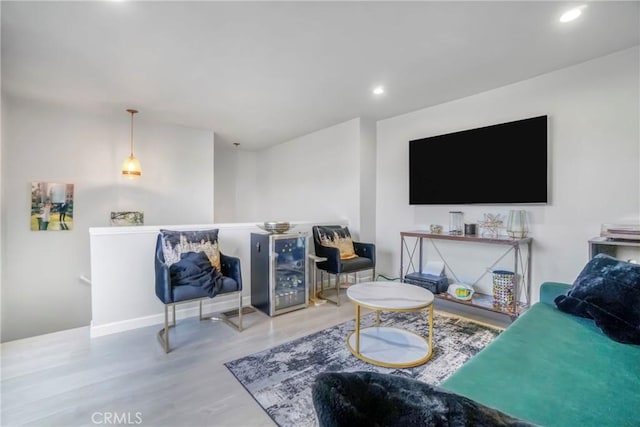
[317,226,358,260]
[160,229,222,273]
[555,253,640,344]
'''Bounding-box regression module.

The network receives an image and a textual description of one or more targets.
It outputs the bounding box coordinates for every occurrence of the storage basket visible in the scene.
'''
[492,270,514,308]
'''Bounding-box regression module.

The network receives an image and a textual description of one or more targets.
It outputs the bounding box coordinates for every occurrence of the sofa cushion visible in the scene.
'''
[160,229,222,273]
[316,226,358,260]
[554,253,640,344]
[312,371,534,427]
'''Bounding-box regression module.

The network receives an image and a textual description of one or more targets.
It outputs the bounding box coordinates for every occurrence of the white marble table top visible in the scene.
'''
[346,281,434,311]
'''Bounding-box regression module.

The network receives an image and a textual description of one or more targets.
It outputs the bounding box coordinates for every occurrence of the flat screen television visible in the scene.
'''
[409,115,548,205]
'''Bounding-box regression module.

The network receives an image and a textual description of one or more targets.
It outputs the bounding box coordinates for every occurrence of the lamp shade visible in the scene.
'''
[122,155,142,177]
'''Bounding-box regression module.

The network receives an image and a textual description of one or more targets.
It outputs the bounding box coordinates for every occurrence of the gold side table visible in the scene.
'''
[308,254,328,305]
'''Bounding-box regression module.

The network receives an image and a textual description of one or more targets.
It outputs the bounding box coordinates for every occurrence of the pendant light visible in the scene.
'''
[122,108,142,178]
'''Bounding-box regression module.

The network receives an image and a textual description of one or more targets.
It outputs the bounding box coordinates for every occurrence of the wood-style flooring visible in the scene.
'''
[0,297,509,427]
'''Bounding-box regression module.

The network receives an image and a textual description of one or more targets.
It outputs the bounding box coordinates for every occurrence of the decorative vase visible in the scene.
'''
[492,270,515,309]
[449,211,463,235]
[507,210,528,239]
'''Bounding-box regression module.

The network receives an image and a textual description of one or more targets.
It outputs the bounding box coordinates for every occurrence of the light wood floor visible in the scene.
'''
[0,296,509,427]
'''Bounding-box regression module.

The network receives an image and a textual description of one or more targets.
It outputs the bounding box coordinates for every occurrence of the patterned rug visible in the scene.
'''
[225,311,501,427]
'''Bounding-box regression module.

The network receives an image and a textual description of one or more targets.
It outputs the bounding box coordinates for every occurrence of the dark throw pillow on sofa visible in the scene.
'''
[312,371,535,427]
[555,253,640,345]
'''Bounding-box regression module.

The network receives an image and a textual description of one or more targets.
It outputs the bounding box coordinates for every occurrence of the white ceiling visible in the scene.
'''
[2,1,639,150]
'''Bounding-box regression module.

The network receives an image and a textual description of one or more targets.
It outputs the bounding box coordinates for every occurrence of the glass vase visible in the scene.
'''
[507,210,528,239]
[449,211,463,235]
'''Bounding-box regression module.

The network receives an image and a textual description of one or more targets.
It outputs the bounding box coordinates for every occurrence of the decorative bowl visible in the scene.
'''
[257,221,294,234]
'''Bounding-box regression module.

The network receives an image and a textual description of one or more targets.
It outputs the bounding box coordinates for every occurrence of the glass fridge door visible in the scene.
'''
[273,235,307,312]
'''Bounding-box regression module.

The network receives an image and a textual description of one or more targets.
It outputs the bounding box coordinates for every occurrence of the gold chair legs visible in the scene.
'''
[317,272,342,306]
[157,292,243,353]
[157,304,176,353]
[203,293,244,332]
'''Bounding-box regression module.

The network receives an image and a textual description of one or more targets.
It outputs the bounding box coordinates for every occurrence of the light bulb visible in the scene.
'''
[560,5,586,23]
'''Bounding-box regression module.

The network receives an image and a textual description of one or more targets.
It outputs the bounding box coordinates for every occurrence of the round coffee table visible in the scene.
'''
[346,281,434,368]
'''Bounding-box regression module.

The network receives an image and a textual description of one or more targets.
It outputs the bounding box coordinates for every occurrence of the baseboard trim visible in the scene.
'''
[90,295,251,338]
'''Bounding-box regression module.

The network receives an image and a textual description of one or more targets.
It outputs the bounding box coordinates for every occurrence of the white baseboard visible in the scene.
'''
[90,295,251,338]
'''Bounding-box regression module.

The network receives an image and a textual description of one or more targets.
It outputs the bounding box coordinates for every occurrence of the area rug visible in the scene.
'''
[225,311,501,427]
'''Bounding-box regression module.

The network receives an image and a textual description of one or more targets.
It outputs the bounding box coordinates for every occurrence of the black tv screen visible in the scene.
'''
[409,115,548,205]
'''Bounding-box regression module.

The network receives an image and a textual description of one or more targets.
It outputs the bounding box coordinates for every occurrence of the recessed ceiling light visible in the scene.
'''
[373,86,385,95]
[560,5,586,23]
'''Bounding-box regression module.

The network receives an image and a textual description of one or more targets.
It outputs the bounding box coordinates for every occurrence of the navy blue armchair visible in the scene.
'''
[154,233,243,353]
[312,225,376,305]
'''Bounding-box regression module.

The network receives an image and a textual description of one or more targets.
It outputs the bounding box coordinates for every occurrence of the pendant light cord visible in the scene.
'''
[126,108,138,157]
[130,111,135,157]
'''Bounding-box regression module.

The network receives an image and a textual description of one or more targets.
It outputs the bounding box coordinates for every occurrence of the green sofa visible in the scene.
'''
[441,282,640,427]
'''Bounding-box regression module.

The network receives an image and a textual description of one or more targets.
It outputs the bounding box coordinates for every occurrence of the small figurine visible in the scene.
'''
[478,213,503,238]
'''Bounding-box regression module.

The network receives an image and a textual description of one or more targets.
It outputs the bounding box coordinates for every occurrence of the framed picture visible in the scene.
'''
[110,211,144,226]
[31,182,74,231]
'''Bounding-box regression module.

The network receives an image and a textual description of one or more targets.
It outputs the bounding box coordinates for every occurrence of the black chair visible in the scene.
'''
[154,233,243,353]
[312,225,375,305]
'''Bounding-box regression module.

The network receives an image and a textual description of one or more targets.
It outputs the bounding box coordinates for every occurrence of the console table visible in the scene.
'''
[400,231,532,318]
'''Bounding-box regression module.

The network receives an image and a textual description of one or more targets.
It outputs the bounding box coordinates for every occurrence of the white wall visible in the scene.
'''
[214,141,259,223]
[359,118,377,242]
[224,118,367,236]
[214,141,238,222]
[255,118,362,232]
[376,47,640,301]
[1,97,216,342]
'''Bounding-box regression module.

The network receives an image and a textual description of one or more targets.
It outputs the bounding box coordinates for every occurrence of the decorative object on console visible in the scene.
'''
[506,210,528,238]
[554,253,640,344]
[110,211,143,226]
[478,213,503,238]
[429,224,443,234]
[122,108,142,178]
[464,223,477,236]
[448,211,463,235]
[256,221,293,234]
[492,270,515,308]
[447,283,475,301]
[600,223,640,241]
